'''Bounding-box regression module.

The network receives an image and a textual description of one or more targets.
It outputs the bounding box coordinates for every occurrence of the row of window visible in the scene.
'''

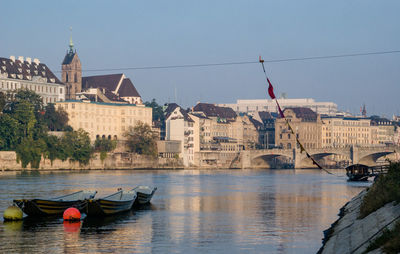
[78,122,142,132]
[0,80,62,94]
[64,103,150,116]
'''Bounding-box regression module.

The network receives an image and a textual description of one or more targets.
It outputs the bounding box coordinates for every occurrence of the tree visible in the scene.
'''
[43,134,61,165]
[43,103,69,131]
[94,138,117,161]
[0,114,19,150]
[145,99,165,123]
[124,121,158,157]
[0,92,6,112]
[61,129,93,165]
[11,100,37,139]
[16,137,46,169]
[12,89,44,114]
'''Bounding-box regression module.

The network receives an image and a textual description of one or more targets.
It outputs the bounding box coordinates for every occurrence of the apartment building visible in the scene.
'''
[0,56,65,103]
[56,100,152,141]
[164,103,197,166]
[275,108,322,150]
[321,116,371,147]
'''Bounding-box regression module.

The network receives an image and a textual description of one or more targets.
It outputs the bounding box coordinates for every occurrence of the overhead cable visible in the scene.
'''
[54,50,400,73]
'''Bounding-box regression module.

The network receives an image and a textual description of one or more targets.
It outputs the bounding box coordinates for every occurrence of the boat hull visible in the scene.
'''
[86,199,135,216]
[13,199,88,216]
[346,173,369,181]
[135,188,157,205]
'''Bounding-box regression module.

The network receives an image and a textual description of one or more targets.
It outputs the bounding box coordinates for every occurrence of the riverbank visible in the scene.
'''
[318,163,400,254]
[0,151,185,171]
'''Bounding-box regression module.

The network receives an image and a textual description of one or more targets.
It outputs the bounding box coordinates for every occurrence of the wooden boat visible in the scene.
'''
[13,190,97,217]
[131,186,157,205]
[346,164,370,181]
[86,189,137,216]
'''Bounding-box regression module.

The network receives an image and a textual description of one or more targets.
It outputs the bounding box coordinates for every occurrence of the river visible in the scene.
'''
[0,169,370,253]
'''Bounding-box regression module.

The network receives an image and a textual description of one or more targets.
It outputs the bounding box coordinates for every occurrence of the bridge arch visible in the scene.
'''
[296,152,351,168]
[357,151,396,166]
[252,154,294,168]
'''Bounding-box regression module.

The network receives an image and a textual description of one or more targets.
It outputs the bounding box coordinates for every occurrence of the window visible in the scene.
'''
[74,73,77,82]
[66,73,69,82]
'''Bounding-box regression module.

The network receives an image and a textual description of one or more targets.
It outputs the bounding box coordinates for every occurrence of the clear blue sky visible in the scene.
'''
[1,0,399,117]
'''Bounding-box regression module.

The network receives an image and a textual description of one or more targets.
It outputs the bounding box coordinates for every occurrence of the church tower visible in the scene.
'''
[62,28,81,100]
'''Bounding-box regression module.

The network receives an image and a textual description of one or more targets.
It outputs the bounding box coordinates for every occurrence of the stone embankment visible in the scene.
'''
[319,189,400,254]
[0,151,183,171]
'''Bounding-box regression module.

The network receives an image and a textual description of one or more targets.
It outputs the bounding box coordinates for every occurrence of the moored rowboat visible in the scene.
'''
[13,190,97,217]
[131,186,157,205]
[86,189,137,216]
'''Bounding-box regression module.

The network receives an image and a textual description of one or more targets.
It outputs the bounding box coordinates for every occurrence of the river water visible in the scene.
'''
[0,169,369,254]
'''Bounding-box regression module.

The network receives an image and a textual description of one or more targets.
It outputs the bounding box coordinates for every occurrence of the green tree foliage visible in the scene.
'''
[62,129,93,165]
[359,162,400,219]
[16,138,46,169]
[0,114,19,150]
[0,90,94,168]
[124,121,158,157]
[94,138,117,161]
[11,89,43,115]
[145,99,165,123]
[43,103,70,131]
[12,100,37,138]
[43,134,61,165]
[0,92,6,112]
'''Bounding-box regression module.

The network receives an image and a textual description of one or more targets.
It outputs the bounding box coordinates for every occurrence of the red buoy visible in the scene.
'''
[63,207,81,221]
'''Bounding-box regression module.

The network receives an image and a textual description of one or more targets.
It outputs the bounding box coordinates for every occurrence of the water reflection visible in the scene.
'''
[0,169,368,253]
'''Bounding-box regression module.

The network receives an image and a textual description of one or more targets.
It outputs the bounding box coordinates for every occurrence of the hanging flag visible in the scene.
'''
[267,78,276,99]
[259,56,327,172]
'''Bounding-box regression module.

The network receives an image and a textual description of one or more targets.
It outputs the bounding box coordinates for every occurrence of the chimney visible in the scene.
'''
[33,58,40,65]
[26,57,32,64]
[18,56,24,62]
[9,56,15,62]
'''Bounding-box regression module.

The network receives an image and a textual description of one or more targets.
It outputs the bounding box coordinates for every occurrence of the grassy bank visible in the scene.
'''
[359,162,400,253]
[359,162,400,218]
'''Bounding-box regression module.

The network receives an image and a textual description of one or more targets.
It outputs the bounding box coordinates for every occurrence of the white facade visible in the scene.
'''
[0,56,65,103]
[219,98,338,115]
[165,107,195,166]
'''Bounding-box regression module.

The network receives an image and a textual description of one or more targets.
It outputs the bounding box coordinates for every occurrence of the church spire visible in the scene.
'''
[69,26,74,53]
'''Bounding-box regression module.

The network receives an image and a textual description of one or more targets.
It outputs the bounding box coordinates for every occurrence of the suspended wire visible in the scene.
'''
[53,49,400,73]
[259,57,345,177]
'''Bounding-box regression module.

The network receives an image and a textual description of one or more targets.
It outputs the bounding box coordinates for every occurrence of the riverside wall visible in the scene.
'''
[319,189,400,254]
[0,151,183,171]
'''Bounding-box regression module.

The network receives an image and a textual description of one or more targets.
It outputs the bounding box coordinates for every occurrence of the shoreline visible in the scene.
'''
[318,186,400,254]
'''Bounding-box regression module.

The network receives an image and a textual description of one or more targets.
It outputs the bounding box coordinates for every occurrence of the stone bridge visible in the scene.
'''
[240,145,399,169]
